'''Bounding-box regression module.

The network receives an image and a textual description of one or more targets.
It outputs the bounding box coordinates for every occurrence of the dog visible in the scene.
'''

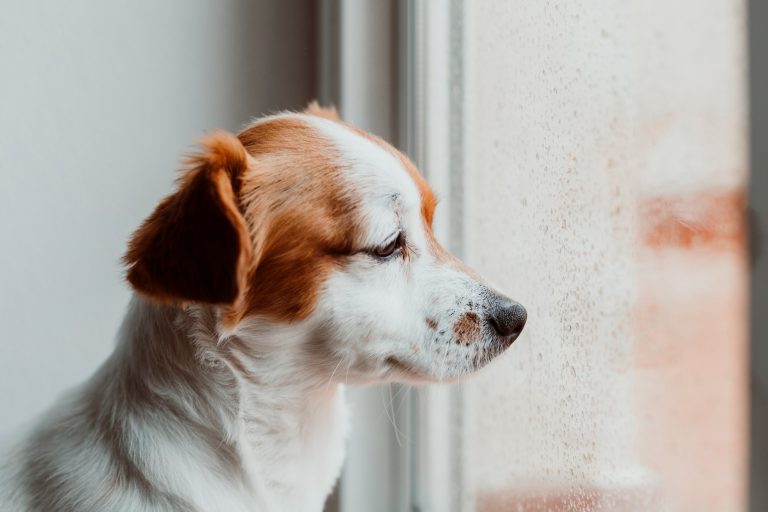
[0,103,526,512]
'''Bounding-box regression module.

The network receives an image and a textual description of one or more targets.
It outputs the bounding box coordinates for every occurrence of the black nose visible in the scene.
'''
[488,298,527,341]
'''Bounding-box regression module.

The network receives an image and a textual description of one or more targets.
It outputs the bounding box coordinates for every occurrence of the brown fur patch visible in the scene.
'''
[124,117,363,325]
[233,117,361,323]
[124,132,252,305]
[426,318,438,330]
[453,312,481,345]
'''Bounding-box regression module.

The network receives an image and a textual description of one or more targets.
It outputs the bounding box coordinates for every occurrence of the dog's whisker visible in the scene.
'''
[325,358,344,389]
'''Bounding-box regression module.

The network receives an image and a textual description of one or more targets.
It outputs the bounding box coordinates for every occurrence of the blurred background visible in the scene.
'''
[0,1,765,511]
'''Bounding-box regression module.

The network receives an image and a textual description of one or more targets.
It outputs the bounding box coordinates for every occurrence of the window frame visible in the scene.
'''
[319,1,467,510]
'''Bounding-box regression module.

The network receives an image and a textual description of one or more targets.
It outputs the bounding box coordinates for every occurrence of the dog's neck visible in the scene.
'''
[96,296,348,511]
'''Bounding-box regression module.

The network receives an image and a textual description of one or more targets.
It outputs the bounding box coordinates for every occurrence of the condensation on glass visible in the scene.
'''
[460,1,748,511]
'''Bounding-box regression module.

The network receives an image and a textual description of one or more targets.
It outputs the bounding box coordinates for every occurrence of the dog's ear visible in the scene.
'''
[304,100,341,121]
[124,131,252,305]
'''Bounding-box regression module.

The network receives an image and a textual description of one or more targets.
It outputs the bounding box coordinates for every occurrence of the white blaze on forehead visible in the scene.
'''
[301,115,424,248]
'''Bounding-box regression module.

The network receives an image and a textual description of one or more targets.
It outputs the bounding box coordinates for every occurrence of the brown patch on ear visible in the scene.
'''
[124,131,252,305]
[304,100,341,122]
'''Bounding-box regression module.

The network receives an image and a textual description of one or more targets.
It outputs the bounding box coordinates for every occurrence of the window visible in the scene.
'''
[459,1,748,510]
[323,1,750,510]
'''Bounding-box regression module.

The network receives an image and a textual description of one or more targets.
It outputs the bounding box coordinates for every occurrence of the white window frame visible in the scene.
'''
[319,1,466,511]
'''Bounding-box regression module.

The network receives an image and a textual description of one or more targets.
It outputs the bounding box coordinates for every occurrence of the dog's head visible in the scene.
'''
[124,104,526,384]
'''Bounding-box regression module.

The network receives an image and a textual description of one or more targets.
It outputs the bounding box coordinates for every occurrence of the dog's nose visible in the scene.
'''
[488,297,527,341]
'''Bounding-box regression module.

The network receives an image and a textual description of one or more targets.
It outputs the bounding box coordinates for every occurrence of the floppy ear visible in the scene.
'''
[124,132,252,305]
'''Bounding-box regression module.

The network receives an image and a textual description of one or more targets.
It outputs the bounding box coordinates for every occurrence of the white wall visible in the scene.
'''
[0,0,317,436]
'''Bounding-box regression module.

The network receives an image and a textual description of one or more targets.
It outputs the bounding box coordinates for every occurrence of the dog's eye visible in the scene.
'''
[372,232,404,259]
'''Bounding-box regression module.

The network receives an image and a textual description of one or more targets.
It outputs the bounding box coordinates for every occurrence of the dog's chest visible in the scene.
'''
[237,386,350,511]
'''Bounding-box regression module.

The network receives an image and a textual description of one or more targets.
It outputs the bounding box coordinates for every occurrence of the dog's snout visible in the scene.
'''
[488,297,527,342]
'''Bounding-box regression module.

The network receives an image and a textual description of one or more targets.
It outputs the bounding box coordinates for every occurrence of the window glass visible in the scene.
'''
[461,1,748,510]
